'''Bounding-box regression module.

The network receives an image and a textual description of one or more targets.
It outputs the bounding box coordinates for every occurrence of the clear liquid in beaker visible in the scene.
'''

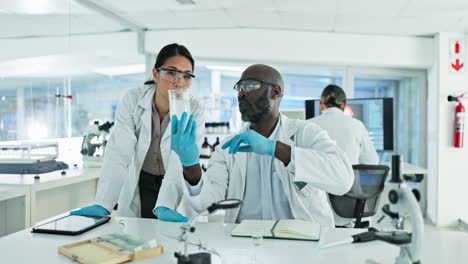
[169,89,191,119]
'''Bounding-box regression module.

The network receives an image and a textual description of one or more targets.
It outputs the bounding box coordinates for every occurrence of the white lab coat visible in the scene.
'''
[309,107,379,165]
[157,115,354,227]
[95,85,204,217]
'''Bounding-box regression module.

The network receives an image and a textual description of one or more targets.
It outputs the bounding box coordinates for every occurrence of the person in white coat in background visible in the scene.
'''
[71,43,204,221]
[310,84,379,165]
[156,64,354,227]
[309,84,379,226]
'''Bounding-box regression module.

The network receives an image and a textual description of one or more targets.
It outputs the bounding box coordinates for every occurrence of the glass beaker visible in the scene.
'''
[168,88,191,120]
[250,229,265,264]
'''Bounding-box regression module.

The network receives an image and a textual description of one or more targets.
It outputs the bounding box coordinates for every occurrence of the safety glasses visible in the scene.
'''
[157,68,195,85]
[233,79,278,93]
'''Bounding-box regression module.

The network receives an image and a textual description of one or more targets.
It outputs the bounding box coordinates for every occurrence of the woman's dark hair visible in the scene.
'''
[144,43,194,85]
[321,84,347,109]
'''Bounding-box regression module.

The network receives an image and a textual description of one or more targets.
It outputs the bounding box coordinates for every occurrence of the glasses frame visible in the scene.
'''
[233,79,278,93]
[157,67,195,84]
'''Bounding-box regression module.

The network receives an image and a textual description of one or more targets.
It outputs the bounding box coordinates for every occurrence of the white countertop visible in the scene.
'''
[0,167,100,187]
[0,184,29,201]
[0,216,466,264]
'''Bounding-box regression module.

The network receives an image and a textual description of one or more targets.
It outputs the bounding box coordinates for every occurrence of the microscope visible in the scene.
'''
[381,155,424,264]
[80,120,114,165]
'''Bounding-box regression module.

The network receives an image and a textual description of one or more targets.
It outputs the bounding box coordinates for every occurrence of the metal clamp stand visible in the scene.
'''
[385,155,424,264]
[174,220,211,264]
[174,199,242,264]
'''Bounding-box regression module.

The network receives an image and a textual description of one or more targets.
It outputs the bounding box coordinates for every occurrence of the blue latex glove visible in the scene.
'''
[221,130,276,157]
[154,207,189,222]
[70,204,110,217]
[171,112,199,167]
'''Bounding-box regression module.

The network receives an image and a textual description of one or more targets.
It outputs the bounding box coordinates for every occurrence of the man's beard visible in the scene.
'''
[239,89,272,123]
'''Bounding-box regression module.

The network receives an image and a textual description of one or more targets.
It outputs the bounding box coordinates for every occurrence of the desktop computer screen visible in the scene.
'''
[305,98,393,151]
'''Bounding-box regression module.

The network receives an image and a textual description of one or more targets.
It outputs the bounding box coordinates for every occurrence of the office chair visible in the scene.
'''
[329,164,390,228]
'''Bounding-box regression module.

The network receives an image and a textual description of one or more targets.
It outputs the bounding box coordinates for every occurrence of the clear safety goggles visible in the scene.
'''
[157,68,195,85]
[233,79,278,93]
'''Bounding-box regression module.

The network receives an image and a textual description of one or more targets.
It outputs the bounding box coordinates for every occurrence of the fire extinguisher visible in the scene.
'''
[448,94,465,148]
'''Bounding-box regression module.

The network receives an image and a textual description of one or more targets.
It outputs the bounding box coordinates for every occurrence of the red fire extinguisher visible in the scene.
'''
[448,94,465,148]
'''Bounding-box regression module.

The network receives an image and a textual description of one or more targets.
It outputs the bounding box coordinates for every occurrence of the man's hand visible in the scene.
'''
[221,130,276,157]
[171,112,199,167]
[154,207,189,222]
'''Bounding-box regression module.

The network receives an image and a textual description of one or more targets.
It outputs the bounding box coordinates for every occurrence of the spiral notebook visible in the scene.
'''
[231,219,320,241]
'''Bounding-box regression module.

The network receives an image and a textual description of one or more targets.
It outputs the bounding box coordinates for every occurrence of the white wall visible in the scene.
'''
[146,29,434,69]
[427,32,468,226]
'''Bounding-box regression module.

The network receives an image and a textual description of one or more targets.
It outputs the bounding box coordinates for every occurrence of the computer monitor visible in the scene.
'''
[305,98,394,151]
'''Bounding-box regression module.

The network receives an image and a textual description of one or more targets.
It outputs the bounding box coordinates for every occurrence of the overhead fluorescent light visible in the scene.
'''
[93,64,145,76]
[176,0,196,4]
[18,0,56,14]
[205,65,246,72]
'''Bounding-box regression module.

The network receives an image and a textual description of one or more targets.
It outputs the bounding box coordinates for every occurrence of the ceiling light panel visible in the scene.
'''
[176,0,195,5]
[100,0,223,12]
[0,0,91,14]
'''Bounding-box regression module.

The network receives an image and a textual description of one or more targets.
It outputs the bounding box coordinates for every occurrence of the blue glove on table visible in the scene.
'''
[171,112,199,167]
[154,207,189,222]
[70,204,110,217]
[221,130,277,157]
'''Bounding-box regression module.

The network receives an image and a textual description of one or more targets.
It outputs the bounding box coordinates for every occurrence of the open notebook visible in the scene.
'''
[231,219,320,241]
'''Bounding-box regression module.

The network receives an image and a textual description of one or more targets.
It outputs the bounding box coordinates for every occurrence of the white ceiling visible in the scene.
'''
[0,0,465,79]
[1,0,468,38]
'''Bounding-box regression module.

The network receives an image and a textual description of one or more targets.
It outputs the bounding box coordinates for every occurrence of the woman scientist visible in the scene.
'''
[309,84,378,226]
[71,43,204,221]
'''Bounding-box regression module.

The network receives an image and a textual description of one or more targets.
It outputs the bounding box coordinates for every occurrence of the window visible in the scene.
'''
[354,71,426,167]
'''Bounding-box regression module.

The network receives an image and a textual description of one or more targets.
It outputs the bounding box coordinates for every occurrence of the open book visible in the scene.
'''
[231,219,320,241]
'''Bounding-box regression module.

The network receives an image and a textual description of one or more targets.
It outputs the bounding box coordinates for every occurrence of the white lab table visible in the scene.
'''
[0,167,100,235]
[0,216,467,264]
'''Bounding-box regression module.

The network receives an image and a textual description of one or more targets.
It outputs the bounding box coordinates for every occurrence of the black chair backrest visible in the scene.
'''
[329,164,390,227]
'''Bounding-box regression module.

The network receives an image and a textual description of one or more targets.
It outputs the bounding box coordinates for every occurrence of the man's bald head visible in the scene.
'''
[241,64,284,97]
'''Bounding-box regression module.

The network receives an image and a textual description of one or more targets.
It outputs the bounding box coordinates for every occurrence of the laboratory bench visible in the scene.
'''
[0,216,467,263]
[0,184,30,236]
[0,167,100,236]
